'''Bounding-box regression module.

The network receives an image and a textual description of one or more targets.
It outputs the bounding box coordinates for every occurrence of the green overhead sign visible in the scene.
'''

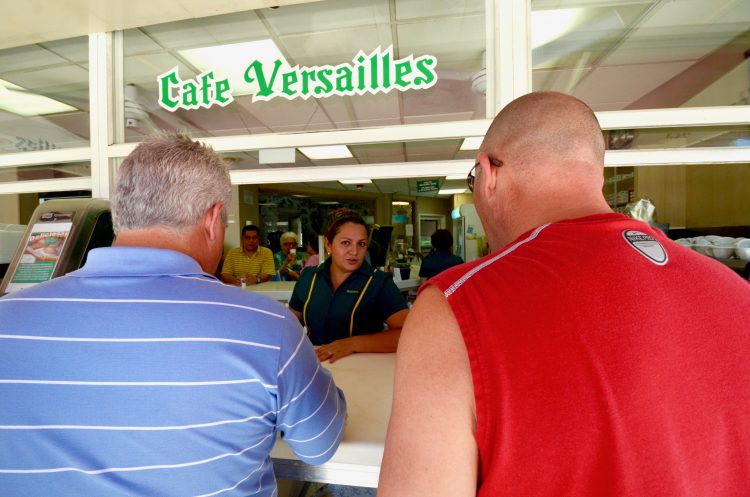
[416,179,440,193]
[158,45,438,111]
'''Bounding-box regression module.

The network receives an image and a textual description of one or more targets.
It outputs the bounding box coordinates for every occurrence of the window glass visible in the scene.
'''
[122,0,487,141]
[0,37,90,153]
[605,125,750,150]
[531,0,750,111]
[0,163,90,183]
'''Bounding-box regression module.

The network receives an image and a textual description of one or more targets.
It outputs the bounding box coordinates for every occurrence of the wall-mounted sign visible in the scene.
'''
[157,46,438,112]
[416,179,440,193]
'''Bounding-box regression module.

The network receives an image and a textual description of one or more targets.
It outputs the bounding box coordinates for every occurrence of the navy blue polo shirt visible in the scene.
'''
[289,258,408,345]
[419,250,464,279]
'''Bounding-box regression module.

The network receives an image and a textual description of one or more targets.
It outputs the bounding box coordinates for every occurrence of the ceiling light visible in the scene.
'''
[317,201,341,205]
[179,40,290,97]
[460,137,483,150]
[438,188,467,195]
[531,8,583,49]
[299,145,353,160]
[392,201,410,206]
[445,174,467,180]
[0,79,77,116]
[340,179,372,184]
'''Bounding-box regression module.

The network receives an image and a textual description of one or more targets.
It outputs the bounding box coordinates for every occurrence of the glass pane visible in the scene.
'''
[605,125,750,150]
[0,162,90,183]
[220,138,477,171]
[0,37,90,153]
[531,0,750,111]
[122,0,486,141]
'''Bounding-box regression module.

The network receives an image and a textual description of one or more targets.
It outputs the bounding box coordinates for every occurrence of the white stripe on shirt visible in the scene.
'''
[0,378,277,388]
[0,433,275,475]
[0,297,285,319]
[0,334,280,351]
[0,409,276,431]
[278,362,321,412]
[277,328,307,376]
[278,376,333,429]
[192,459,270,497]
[283,386,340,443]
[443,224,550,299]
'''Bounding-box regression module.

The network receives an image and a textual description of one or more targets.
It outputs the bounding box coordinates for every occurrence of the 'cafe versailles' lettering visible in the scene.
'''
[157,46,438,111]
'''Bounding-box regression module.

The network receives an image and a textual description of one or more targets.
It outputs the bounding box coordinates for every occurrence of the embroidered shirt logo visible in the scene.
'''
[346,289,360,295]
[622,230,668,266]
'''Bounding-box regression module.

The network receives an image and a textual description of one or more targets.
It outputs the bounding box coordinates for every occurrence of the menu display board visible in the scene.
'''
[4,212,73,294]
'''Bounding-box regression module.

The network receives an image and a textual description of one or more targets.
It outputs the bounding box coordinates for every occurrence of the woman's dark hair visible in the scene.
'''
[305,232,319,254]
[431,229,453,251]
[324,208,370,243]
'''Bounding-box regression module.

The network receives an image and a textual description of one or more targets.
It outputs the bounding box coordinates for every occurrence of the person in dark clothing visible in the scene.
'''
[419,229,463,282]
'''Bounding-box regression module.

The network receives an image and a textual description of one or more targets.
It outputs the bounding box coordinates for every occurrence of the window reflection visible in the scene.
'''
[532,0,750,111]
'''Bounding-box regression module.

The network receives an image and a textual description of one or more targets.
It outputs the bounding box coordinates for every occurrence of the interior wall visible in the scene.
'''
[19,193,39,225]
[635,164,750,228]
[0,195,20,224]
[634,166,688,227]
[686,164,750,227]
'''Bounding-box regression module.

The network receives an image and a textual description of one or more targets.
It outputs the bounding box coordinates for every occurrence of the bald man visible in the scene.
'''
[379,92,750,497]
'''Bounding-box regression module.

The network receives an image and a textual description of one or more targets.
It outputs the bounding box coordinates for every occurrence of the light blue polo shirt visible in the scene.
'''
[0,247,346,497]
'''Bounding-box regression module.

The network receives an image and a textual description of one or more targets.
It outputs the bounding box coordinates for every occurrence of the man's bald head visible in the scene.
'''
[481,92,605,174]
[473,92,612,250]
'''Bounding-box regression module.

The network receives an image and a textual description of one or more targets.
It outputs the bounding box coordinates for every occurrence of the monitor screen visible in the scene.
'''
[368,225,393,268]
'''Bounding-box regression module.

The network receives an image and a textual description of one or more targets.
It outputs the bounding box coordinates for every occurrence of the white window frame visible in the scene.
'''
[0,0,747,197]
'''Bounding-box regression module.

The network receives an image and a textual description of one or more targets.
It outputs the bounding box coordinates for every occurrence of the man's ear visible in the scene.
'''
[203,202,224,242]
[477,153,498,196]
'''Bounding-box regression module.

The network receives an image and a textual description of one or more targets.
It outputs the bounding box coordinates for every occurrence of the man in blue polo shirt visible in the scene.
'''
[0,134,346,497]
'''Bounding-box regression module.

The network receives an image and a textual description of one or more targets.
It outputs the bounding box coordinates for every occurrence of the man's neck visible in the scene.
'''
[243,247,258,256]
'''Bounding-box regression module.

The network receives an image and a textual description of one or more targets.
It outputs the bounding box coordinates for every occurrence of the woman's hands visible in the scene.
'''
[316,338,355,363]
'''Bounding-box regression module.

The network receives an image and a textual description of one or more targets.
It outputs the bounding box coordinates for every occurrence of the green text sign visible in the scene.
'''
[158,46,438,111]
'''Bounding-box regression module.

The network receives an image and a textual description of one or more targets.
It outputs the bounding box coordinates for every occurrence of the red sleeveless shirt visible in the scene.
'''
[429,213,750,497]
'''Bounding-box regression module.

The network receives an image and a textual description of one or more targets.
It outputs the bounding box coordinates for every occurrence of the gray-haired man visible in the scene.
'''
[0,134,346,497]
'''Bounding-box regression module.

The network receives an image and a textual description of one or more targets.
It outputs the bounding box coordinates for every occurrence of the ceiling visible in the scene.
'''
[0,0,748,197]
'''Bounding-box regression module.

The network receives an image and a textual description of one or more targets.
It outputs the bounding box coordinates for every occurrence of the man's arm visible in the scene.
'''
[276,313,346,464]
[378,284,478,497]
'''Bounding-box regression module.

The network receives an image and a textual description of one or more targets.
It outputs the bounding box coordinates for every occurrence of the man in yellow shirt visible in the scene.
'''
[220,225,275,286]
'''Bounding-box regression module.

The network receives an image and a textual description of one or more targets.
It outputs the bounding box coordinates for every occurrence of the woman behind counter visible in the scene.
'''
[274,231,304,281]
[289,209,409,363]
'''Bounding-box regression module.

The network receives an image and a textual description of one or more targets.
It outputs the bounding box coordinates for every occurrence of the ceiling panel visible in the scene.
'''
[263,0,390,37]
[279,26,393,66]
[8,66,89,94]
[40,38,89,63]
[572,61,694,111]
[124,29,165,55]
[0,45,71,73]
[142,11,268,50]
[123,53,194,86]
[395,0,484,20]
[351,142,405,162]
[351,92,402,128]
[396,15,485,64]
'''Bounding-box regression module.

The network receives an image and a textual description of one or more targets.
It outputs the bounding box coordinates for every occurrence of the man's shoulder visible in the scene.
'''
[257,246,273,257]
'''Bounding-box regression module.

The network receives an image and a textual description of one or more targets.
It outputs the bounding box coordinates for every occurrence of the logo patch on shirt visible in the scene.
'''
[346,289,360,295]
[622,230,668,266]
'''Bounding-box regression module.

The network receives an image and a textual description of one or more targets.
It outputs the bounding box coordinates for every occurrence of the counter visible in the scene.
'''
[271,353,394,488]
[248,279,420,302]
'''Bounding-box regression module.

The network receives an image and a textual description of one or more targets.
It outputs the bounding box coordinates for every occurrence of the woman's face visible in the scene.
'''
[282,238,297,255]
[325,222,368,274]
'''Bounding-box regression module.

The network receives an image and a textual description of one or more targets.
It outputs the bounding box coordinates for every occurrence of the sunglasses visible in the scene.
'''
[467,157,503,192]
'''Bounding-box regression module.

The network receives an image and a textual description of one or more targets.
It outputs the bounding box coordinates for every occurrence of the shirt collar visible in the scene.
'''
[69,247,212,279]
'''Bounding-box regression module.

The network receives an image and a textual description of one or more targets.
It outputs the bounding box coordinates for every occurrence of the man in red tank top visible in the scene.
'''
[379,92,750,497]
